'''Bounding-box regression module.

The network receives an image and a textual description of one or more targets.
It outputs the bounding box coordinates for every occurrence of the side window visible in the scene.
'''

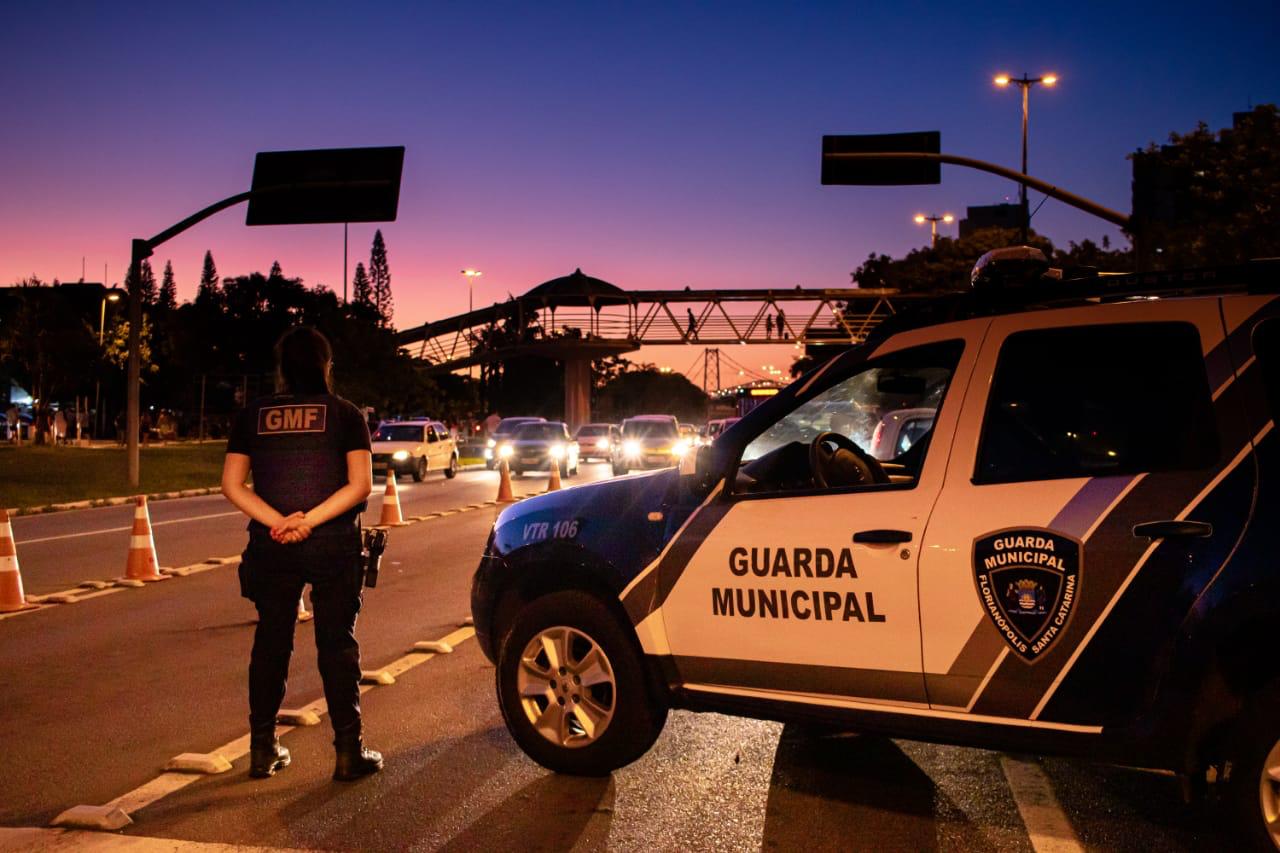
[975,322,1218,484]
[1251,318,1280,420]
[736,340,964,494]
[426,426,438,443]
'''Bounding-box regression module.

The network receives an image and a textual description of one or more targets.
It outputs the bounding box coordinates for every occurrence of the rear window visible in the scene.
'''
[374,424,424,442]
[624,420,678,439]
[975,322,1219,484]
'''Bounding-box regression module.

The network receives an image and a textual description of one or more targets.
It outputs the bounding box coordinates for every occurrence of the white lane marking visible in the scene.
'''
[16,511,241,546]
[1000,756,1085,852]
[84,628,475,819]
[1030,424,1270,720]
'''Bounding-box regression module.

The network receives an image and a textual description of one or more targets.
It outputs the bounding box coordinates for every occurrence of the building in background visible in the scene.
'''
[957,203,1021,239]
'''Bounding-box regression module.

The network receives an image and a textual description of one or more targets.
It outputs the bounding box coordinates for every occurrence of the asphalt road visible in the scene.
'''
[0,463,1230,851]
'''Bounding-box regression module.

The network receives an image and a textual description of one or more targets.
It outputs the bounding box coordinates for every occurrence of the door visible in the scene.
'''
[655,324,986,710]
[919,299,1255,729]
[424,424,442,470]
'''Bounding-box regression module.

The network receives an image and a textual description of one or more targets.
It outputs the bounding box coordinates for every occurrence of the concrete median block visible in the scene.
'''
[460,615,475,626]
[113,578,145,588]
[164,752,233,774]
[407,515,430,522]
[77,580,112,590]
[360,670,396,686]
[277,708,322,726]
[159,566,190,577]
[23,594,49,604]
[50,804,133,831]
[412,640,454,654]
[44,592,81,604]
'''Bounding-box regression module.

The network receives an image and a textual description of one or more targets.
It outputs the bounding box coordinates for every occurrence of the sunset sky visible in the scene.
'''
[3,1,1277,376]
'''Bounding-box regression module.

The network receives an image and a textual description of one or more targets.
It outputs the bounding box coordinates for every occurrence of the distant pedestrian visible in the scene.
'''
[6,405,18,444]
[114,411,126,446]
[686,309,698,338]
[776,308,787,340]
[66,407,78,443]
[765,314,774,340]
[222,326,382,782]
[53,408,67,445]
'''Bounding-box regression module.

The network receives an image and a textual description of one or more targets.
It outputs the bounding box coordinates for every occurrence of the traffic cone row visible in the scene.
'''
[546,460,562,493]
[379,467,404,526]
[0,509,37,613]
[495,459,515,503]
[123,496,168,583]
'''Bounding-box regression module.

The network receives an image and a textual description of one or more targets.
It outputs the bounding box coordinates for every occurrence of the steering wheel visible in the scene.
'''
[809,432,890,489]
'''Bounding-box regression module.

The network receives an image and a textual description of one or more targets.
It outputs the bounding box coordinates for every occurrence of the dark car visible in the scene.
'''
[499,421,580,477]
[573,423,620,462]
[612,415,688,476]
[485,416,546,469]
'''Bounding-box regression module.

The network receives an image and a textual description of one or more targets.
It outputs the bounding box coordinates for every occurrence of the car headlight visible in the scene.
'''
[623,439,641,457]
[548,443,565,459]
[498,444,514,458]
[672,440,689,457]
[392,450,410,461]
[595,438,610,450]
[487,438,496,448]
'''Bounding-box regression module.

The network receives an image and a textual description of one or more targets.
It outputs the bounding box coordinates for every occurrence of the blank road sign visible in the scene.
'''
[821,132,941,185]
[246,146,405,226]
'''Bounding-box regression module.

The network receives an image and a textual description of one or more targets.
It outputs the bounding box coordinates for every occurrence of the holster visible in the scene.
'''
[361,527,389,588]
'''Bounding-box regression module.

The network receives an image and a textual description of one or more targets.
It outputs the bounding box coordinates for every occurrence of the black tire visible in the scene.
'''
[412,456,427,482]
[1218,684,1280,850]
[612,460,627,477]
[496,590,668,776]
[444,455,458,479]
[570,464,579,477]
[512,467,523,478]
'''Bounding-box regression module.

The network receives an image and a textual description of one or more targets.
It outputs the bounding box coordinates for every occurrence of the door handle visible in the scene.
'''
[853,529,913,544]
[1132,520,1214,540]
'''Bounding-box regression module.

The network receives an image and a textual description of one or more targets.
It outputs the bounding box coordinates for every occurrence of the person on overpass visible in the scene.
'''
[221,326,383,782]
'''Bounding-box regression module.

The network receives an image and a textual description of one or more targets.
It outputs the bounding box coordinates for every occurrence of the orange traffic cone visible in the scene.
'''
[379,467,404,526]
[297,593,313,623]
[0,509,38,613]
[496,458,515,503]
[123,496,168,582]
[546,459,562,493]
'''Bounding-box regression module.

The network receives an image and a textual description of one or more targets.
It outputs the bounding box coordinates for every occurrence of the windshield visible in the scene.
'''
[496,417,541,434]
[575,425,609,437]
[515,424,564,441]
[373,425,424,442]
[623,420,678,439]
[742,347,959,463]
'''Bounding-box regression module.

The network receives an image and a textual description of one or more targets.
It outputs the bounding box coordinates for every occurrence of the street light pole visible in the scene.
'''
[913,212,954,248]
[460,269,482,381]
[994,72,1058,243]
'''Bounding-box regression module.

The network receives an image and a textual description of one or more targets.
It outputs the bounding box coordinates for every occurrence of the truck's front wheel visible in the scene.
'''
[496,590,667,775]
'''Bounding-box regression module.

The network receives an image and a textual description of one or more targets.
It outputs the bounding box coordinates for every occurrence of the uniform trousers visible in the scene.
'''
[240,526,364,742]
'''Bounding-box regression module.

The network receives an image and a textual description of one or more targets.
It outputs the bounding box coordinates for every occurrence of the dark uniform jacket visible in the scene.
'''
[228,393,371,537]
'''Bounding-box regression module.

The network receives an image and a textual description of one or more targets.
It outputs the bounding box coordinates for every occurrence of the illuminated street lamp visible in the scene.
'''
[461,269,482,314]
[99,287,123,345]
[993,72,1058,242]
[913,212,954,248]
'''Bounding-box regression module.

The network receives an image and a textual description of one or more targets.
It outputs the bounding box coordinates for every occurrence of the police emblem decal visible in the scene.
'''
[972,528,1081,663]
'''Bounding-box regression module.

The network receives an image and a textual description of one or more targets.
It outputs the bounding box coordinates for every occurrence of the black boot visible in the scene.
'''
[249,736,290,778]
[333,737,383,781]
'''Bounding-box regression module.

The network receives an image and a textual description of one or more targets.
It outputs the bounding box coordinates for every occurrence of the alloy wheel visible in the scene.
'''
[516,625,616,748]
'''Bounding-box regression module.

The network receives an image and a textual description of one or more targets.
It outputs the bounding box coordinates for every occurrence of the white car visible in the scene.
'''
[371,419,459,481]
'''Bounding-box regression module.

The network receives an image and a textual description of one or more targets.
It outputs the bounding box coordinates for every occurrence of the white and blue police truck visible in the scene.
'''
[472,254,1280,848]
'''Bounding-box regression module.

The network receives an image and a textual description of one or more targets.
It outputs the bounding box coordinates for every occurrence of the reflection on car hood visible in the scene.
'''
[370,441,421,452]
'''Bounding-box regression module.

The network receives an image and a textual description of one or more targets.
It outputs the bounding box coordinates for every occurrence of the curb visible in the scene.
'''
[10,486,223,518]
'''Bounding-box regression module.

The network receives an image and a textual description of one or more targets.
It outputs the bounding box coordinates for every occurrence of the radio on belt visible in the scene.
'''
[361,527,389,588]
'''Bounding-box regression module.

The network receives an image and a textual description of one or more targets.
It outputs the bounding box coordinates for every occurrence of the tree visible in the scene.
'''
[197,250,220,305]
[158,260,178,311]
[851,227,1056,293]
[1130,105,1280,268]
[129,259,158,305]
[269,260,283,280]
[596,368,708,423]
[351,262,372,308]
[369,229,392,326]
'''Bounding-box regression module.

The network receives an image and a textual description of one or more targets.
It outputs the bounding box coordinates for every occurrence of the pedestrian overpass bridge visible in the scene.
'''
[395,269,936,427]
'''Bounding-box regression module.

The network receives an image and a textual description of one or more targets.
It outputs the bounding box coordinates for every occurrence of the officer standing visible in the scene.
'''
[221,326,383,781]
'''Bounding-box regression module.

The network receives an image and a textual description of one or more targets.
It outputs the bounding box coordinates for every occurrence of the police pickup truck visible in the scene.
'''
[471,252,1280,847]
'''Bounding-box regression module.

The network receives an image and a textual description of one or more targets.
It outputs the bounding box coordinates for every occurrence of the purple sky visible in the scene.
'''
[2,2,1277,375]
